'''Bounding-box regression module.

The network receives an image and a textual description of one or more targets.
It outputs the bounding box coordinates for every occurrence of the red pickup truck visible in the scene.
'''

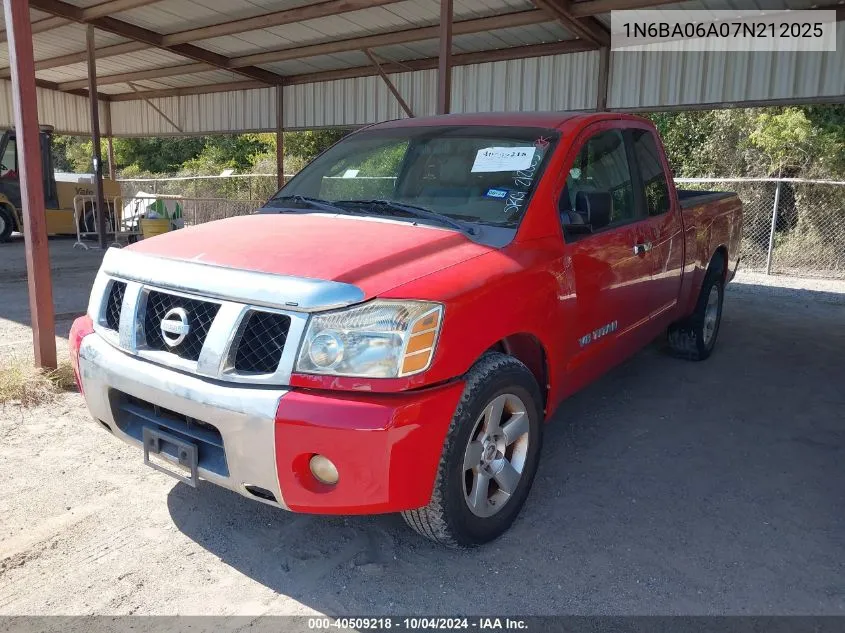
[70,112,742,547]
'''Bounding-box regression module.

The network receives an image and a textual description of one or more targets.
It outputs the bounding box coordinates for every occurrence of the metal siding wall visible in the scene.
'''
[103,35,845,135]
[110,87,276,135]
[0,80,99,135]
[282,70,437,129]
[451,52,599,112]
[608,23,845,109]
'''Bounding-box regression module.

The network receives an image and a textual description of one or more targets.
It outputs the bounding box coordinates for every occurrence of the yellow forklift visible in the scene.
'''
[0,125,122,242]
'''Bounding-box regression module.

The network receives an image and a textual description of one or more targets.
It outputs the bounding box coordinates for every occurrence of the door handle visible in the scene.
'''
[633,242,653,255]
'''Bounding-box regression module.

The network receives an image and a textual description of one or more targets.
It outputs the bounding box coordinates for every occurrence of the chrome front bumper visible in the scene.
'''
[78,332,289,509]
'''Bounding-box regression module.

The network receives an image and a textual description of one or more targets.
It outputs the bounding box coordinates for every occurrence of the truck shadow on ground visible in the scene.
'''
[167,290,845,614]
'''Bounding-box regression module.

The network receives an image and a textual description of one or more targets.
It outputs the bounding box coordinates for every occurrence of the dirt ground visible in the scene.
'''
[1,239,844,615]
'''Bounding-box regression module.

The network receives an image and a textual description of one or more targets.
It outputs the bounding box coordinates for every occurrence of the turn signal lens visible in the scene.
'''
[400,308,441,376]
[309,454,339,485]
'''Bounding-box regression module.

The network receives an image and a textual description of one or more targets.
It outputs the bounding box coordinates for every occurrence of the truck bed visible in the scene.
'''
[676,189,737,210]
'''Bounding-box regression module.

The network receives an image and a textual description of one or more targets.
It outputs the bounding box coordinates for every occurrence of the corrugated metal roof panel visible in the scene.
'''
[24,23,126,60]
[114,0,312,35]
[196,0,535,56]
[0,8,54,30]
[370,22,571,62]
[260,52,372,75]
[607,23,845,108]
[452,22,573,51]
[37,48,193,84]
[373,41,442,61]
[131,69,245,89]
[452,51,599,113]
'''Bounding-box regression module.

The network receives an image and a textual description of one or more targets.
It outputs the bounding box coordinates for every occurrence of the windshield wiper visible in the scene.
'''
[264,195,348,214]
[336,199,476,235]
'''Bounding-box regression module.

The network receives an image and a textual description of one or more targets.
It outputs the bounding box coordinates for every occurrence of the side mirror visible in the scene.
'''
[574,191,612,231]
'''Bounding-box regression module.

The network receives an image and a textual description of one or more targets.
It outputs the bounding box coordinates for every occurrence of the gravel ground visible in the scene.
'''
[1,249,844,615]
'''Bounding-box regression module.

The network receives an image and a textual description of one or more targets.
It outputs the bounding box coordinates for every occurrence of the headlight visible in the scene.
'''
[295,300,443,378]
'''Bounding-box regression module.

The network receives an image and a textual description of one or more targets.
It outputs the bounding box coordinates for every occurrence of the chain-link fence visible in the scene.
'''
[117,174,845,280]
[677,178,845,279]
[117,174,290,204]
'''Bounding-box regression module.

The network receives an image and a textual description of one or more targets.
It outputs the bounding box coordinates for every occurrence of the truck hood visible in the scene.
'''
[128,213,492,299]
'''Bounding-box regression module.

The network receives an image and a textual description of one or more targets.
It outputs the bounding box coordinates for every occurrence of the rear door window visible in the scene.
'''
[630,129,670,216]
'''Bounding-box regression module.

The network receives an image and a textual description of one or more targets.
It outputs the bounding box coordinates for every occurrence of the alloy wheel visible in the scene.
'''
[462,393,530,518]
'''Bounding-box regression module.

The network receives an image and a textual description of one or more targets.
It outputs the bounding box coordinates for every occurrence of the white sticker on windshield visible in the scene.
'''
[471,147,536,173]
[342,169,360,179]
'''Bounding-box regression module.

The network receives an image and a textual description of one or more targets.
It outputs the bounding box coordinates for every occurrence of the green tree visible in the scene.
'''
[284,129,348,162]
[749,108,816,175]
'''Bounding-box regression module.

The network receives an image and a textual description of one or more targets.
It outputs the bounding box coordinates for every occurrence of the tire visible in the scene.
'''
[666,262,725,361]
[402,353,543,547]
[0,207,14,243]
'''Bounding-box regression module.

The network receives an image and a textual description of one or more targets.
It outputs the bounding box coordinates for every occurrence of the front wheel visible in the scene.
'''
[402,353,543,547]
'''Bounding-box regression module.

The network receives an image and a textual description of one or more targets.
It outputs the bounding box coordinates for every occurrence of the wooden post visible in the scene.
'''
[104,101,116,180]
[437,0,453,115]
[86,25,107,250]
[276,85,284,189]
[3,0,57,369]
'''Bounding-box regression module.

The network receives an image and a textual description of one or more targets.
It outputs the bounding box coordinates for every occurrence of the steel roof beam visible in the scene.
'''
[532,0,609,46]
[28,0,285,84]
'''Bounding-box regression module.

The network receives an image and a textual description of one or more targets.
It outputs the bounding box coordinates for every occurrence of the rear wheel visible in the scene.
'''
[666,264,725,361]
[0,207,14,243]
[401,353,543,547]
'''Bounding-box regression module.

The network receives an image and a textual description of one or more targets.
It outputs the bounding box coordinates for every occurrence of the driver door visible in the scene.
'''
[558,125,654,382]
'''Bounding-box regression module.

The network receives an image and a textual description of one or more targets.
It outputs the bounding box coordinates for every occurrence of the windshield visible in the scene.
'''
[268,125,559,230]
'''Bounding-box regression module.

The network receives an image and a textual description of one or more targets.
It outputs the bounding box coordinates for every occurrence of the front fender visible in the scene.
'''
[288,238,568,401]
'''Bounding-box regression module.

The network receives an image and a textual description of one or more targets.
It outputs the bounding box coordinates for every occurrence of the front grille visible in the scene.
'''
[143,291,220,361]
[104,281,126,331]
[233,310,291,374]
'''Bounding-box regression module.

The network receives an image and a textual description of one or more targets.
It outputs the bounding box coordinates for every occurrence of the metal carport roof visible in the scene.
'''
[1,0,843,136]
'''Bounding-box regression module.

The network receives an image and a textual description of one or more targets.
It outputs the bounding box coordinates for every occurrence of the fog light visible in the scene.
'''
[309,454,339,485]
